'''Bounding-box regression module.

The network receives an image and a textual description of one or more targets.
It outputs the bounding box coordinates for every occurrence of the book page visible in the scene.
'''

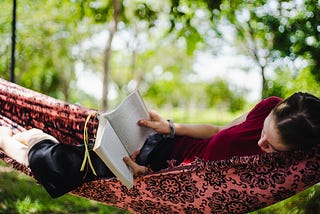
[95,113,107,147]
[93,121,134,188]
[102,90,153,155]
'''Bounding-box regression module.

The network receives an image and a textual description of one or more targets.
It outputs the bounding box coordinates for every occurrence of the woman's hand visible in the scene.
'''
[138,110,171,135]
[123,150,149,176]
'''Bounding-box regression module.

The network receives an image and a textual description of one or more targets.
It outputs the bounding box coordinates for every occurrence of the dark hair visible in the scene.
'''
[272,92,320,150]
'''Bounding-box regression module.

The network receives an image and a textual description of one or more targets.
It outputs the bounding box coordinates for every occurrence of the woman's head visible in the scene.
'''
[264,92,320,152]
[258,112,289,153]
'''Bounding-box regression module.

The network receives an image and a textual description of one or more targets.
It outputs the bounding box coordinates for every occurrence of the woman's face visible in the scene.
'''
[258,112,290,153]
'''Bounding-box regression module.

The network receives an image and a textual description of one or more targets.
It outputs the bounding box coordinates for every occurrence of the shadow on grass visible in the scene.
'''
[0,164,129,214]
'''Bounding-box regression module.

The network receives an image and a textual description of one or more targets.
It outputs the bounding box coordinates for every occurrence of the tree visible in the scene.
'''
[218,0,280,99]
[0,0,93,100]
[76,0,160,110]
[76,0,229,110]
[269,0,320,82]
[219,0,320,98]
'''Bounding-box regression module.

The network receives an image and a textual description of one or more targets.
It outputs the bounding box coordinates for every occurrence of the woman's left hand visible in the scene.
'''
[123,156,148,176]
[123,150,149,176]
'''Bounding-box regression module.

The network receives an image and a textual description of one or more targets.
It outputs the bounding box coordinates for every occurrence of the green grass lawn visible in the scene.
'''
[0,162,128,214]
[252,184,320,214]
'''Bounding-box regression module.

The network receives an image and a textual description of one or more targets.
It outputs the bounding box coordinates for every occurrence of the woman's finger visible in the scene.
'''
[123,157,147,176]
[123,157,138,168]
[130,150,140,161]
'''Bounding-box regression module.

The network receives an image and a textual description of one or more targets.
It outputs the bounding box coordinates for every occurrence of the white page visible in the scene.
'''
[102,90,153,155]
[95,114,107,147]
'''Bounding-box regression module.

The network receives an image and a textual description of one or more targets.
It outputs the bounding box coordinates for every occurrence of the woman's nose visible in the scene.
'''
[258,137,268,149]
[257,137,264,147]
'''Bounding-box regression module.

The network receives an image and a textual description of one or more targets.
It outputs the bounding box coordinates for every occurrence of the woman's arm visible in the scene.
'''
[127,111,248,175]
[138,110,248,139]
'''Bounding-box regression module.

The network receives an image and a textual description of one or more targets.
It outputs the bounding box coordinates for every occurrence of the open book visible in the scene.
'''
[93,90,153,188]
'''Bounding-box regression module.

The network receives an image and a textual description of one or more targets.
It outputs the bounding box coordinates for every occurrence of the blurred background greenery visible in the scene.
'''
[1,0,320,213]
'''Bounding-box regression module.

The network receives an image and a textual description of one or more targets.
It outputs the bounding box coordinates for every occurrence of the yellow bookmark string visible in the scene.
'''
[80,111,97,176]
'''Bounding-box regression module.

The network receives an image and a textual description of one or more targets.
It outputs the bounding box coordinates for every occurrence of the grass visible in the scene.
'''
[0,162,128,214]
[0,107,319,213]
[251,184,320,214]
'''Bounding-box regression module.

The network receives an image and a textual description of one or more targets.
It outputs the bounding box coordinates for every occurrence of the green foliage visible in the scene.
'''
[0,0,93,101]
[0,1,14,80]
[168,0,221,55]
[0,0,249,110]
[263,67,320,99]
[259,0,320,87]
[134,3,158,28]
[287,68,320,98]
[158,106,243,125]
[263,69,293,98]
[218,0,320,98]
[205,78,246,112]
[143,77,246,114]
[251,184,320,214]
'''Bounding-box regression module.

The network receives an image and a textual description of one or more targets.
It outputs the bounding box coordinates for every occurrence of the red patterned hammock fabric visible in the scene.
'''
[0,78,319,214]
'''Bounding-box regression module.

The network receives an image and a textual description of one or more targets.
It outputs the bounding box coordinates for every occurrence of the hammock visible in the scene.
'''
[0,78,319,214]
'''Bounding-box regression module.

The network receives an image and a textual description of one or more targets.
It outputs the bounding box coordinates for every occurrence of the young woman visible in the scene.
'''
[1,92,319,197]
[125,92,320,174]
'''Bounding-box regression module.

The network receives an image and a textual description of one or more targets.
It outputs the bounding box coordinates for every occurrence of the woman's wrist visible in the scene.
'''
[164,119,175,138]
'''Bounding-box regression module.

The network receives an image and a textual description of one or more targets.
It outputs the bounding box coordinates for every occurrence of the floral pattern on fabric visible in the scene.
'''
[130,199,178,214]
[145,171,198,204]
[208,189,263,213]
[0,78,319,214]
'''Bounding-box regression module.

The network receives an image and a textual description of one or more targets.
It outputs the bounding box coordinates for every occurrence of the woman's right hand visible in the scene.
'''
[138,110,171,135]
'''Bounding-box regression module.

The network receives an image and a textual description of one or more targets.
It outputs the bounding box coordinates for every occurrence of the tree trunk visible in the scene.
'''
[261,66,267,99]
[101,0,121,111]
[130,26,144,88]
[245,23,269,100]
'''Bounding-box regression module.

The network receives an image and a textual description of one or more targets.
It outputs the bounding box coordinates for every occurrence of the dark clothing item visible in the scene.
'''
[136,133,175,172]
[28,135,173,198]
[28,140,113,198]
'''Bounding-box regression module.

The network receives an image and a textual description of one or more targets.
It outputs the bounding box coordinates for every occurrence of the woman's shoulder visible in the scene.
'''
[262,96,283,104]
[254,96,283,110]
[247,96,283,120]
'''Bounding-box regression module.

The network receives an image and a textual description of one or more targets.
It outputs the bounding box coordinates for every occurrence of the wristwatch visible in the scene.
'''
[165,119,175,139]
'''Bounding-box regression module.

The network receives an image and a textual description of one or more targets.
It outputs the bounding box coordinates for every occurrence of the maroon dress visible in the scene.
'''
[170,96,283,164]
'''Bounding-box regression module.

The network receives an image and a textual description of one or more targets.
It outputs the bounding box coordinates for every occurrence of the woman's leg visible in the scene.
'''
[0,127,29,165]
